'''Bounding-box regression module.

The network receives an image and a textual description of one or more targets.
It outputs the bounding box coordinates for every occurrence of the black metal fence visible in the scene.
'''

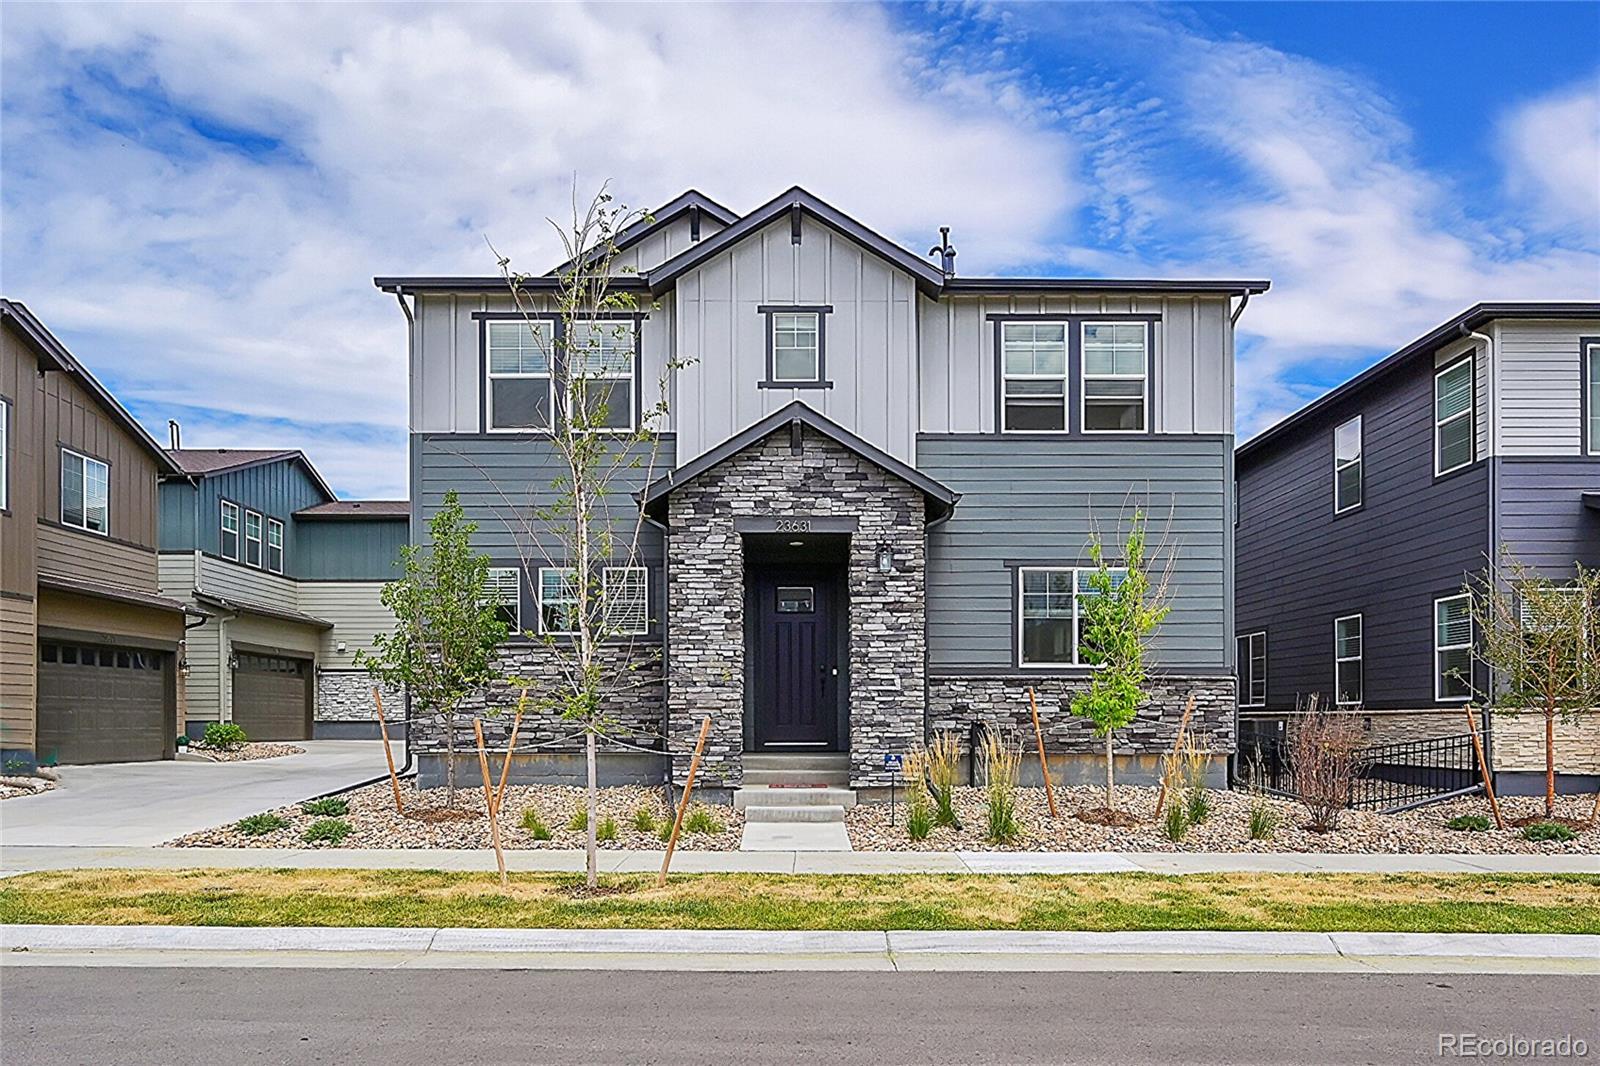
[1235,729,1484,813]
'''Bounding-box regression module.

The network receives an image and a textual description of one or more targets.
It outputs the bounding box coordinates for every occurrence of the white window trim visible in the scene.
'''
[0,397,10,512]
[1079,320,1151,435]
[1016,565,1128,668]
[1333,613,1363,707]
[1000,322,1070,435]
[1434,593,1473,703]
[485,318,556,435]
[487,566,522,633]
[602,566,649,635]
[1333,415,1363,515]
[1433,356,1474,477]
[1586,342,1600,457]
[244,510,263,568]
[1238,631,1267,708]
[60,448,110,536]
[538,565,579,636]
[266,517,285,574]
[769,311,822,384]
[219,500,241,561]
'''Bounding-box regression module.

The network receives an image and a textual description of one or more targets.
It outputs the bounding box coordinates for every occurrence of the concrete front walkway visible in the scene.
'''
[1,844,1593,877]
[0,742,393,848]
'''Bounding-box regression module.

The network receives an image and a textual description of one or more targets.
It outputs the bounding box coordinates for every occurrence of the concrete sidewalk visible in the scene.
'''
[2,844,1594,877]
[4,924,1595,974]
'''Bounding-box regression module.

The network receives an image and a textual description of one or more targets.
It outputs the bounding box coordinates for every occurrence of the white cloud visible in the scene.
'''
[1499,81,1600,241]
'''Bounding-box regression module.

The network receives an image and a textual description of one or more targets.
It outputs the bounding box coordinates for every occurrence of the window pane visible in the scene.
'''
[1336,461,1362,510]
[1436,597,1471,647]
[1335,617,1361,658]
[84,459,109,533]
[1002,323,1067,376]
[1437,415,1472,471]
[1589,348,1600,453]
[774,346,819,381]
[62,454,84,527]
[605,568,649,632]
[1436,361,1472,421]
[1022,617,1073,663]
[1336,659,1363,705]
[487,321,552,374]
[574,378,632,429]
[1004,399,1065,432]
[569,321,635,374]
[1438,648,1472,699]
[1084,397,1145,432]
[491,378,551,430]
[540,567,578,633]
[1335,417,1362,462]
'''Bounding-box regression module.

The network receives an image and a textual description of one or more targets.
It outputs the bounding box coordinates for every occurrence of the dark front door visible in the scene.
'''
[752,570,839,749]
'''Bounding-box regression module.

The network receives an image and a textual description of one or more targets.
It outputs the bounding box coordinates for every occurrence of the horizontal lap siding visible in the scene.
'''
[920,436,1230,671]
[0,596,37,749]
[295,581,398,668]
[1236,356,1488,712]
[36,523,159,591]
[1495,320,1589,457]
[1497,459,1600,572]
[197,555,300,613]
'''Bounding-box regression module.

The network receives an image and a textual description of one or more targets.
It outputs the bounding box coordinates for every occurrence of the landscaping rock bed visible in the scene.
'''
[185,742,304,763]
[846,784,1600,854]
[0,775,57,801]
[168,781,743,850]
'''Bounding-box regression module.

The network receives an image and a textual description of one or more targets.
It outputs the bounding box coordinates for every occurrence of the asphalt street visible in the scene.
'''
[2,967,1594,1064]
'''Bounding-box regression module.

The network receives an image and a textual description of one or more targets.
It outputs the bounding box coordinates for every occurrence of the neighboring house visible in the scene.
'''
[157,446,408,740]
[1235,302,1600,795]
[0,299,193,767]
[378,186,1268,798]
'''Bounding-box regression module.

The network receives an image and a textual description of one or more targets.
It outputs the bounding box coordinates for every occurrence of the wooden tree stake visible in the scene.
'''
[658,716,712,888]
[1153,693,1197,819]
[1463,705,1505,830]
[373,687,405,814]
[473,718,509,889]
[1027,688,1059,819]
[494,687,530,813]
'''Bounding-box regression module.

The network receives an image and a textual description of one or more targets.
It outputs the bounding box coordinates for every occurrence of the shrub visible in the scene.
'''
[1162,801,1188,841]
[235,813,288,836]
[632,807,658,833]
[301,797,349,817]
[1522,821,1576,843]
[925,731,962,828]
[567,807,588,832]
[1288,698,1365,832]
[685,806,725,835]
[1247,800,1280,841]
[657,821,674,843]
[978,729,1021,844]
[903,748,934,842]
[301,818,351,845]
[520,808,552,840]
[1446,814,1491,833]
[596,816,619,842]
[1177,736,1210,826]
[202,722,249,751]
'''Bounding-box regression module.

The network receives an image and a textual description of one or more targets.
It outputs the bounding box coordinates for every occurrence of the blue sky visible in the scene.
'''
[2,1,1596,498]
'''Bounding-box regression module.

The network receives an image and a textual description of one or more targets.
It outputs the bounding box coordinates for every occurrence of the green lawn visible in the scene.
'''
[2,869,1597,933]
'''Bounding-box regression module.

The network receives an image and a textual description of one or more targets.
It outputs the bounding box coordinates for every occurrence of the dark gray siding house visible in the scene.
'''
[1235,303,1600,795]
[157,446,408,740]
[378,186,1268,802]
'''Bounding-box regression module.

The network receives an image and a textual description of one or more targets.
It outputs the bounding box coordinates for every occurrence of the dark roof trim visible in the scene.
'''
[646,187,949,297]
[1238,301,1600,464]
[294,499,410,519]
[943,278,1270,296]
[38,574,194,616]
[374,275,652,295]
[639,400,960,524]
[164,449,336,502]
[545,190,740,277]
[194,591,334,630]
[0,299,182,476]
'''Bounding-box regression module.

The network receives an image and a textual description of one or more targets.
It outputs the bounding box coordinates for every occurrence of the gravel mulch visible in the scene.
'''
[0,776,58,801]
[184,743,305,763]
[846,784,1600,854]
[168,780,743,850]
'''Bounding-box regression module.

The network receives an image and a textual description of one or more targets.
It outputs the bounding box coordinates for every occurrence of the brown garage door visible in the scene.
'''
[37,642,169,765]
[231,653,311,741]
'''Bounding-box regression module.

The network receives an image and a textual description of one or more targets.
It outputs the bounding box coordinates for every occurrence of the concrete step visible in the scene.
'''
[733,786,857,811]
[742,804,848,824]
[743,752,850,771]
[742,767,852,788]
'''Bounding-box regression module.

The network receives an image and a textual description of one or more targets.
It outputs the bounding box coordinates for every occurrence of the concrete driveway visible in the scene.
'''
[0,741,394,848]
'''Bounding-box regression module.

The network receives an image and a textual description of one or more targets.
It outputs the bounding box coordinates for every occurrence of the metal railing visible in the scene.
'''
[1234,730,1485,813]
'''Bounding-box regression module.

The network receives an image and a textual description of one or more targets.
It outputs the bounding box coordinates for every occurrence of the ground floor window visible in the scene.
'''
[538,567,579,635]
[1334,613,1363,705]
[1018,565,1128,667]
[1435,594,1473,701]
[486,567,522,632]
[602,566,648,635]
[1237,631,1267,707]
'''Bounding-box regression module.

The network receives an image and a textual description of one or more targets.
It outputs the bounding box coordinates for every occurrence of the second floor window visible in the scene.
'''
[1435,594,1473,701]
[0,398,9,511]
[486,319,554,432]
[1237,631,1267,707]
[568,320,636,431]
[267,518,284,574]
[61,449,109,535]
[1081,322,1149,432]
[244,510,263,567]
[1334,415,1362,513]
[1587,342,1600,455]
[1434,357,1473,476]
[220,501,240,559]
[1334,614,1363,706]
[1001,322,1067,432]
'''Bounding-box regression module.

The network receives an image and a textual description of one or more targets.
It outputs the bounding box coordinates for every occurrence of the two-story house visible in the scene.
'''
[1235,302,1600,795]
[157,446,408,741]
[1,299,193,767]
[378,187,1268,801]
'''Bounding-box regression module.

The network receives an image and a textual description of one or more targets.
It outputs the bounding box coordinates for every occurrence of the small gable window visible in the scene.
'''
[758,306,831,388]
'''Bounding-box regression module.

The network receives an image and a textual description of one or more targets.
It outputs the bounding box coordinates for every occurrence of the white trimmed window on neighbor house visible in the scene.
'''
[1334,613,1363,706]
[1435,593,1473,701]
[1434,357,1474,475]
[0,398,9,511]
[1237,631,1267,708]
[266,517,284,574]
[244,510,263,567]
[220,500,240,559]
[1018,565,1128,667]
[1587,341,1600,456]
[60,448,109,535]
[1334,415,1362,513]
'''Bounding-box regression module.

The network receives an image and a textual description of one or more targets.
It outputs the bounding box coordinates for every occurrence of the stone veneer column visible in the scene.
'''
[665,424,927,791]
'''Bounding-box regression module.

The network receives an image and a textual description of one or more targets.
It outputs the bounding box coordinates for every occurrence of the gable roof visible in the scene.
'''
[639,399,959,524]
[1237,301,1600,465]
[166,447,336,501]
[545,189,739,277]
[0,299,182,476]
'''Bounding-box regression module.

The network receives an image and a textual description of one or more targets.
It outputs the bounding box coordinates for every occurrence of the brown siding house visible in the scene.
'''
[0,299,192,766]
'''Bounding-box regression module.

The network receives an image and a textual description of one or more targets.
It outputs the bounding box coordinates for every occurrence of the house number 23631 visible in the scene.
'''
[775,519,812,533]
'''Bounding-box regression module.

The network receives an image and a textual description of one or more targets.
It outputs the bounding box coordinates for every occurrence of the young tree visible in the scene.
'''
[1466,552,1600,818]
[486,185,677,888]
[357,492,507,807]
[1069,510,1172,813]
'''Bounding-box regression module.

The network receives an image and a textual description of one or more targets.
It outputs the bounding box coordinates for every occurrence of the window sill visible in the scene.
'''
[758,380,833,390]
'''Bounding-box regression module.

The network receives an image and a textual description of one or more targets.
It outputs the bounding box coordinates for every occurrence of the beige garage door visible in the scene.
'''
[231,653,311,741]
[37,642,169,765]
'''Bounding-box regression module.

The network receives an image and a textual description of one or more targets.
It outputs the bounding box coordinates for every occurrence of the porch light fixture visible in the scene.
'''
[875,541,893,574]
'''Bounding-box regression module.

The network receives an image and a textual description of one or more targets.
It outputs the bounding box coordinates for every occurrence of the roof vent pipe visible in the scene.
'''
[929,227,957,277]
[168,419,181,450]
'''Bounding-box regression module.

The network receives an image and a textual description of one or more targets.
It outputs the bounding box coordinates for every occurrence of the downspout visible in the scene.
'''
[1462,323,1495,768]
[1229,290,1252,326]
[643,512,673,801]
